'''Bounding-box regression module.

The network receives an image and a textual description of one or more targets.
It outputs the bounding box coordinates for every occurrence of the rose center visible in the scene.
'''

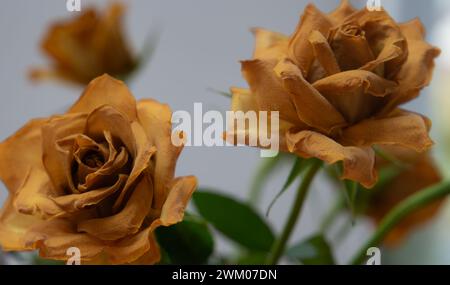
[82,150,105,168]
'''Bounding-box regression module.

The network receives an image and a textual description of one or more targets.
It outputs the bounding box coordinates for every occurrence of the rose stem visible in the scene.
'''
[350,180,450,265]
[266,159,322,265]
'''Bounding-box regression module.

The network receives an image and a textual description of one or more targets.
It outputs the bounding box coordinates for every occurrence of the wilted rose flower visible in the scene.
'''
[227,0,440,188]
[0,75,197,264]
[30,3,136,85]
[365,146,443,246]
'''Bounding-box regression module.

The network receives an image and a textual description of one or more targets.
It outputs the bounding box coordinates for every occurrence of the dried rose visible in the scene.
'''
[227,0,440,188]
[366,146,443,246]
[30,3,136,85]
[0,74,197,264]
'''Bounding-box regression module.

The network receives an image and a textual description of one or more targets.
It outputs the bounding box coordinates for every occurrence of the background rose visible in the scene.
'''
[228,0,440,188]
[30,3,136,85]
[0,74,197,264]
[364,146,443,246]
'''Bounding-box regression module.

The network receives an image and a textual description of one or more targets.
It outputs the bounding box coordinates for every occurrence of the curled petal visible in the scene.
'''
[150,176,197,230]
[286,130,377,188]
[42,113,87,194]
[308,30,340,76]
[342,110,433,152]
[329,23,376,71]
[346,9,408,79]
[313,70,397,123]
[69,74,138,121]
[382,20,440,112]
[51,174,128,214]
[78,175,153,241]
[313,70,398,98]
[288,4,333,75]
[275,59,347,133]
[137,99,192,209]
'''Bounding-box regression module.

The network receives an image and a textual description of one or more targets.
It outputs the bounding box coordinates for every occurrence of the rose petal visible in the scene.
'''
[312,70,397,123]
[346,9,407,79]
[286,130,377,188]
[51,174,128,214]
[137,99,188,210]
[78,175,153,241]
[308,30,340,76]
[240,59,301,125]
[150,176,197,229]
[224,87,294,151]
[25,219,104,261]
[328,0,357,24]
[251,28,288,61]
[275,59,347,133]
[329,23,376,71]
[13,167,62,219]
[342,110,433,152]
[104,227,160,265]
[42,113,87,194]
[127,235,161,265]
[69,74,138,121]
[288,4,333,75]
[381,19,440,113]
[0,197,41,251]
[0,118,47,193]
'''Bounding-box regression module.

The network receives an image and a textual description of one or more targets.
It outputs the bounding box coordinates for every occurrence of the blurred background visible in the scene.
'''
[0,0,449,264]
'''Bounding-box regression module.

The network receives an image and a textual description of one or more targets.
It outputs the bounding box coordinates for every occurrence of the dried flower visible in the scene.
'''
[0,75,196,264]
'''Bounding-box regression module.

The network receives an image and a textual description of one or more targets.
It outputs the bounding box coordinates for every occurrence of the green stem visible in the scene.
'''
[266,159,322,265]
[248,155,283,206]
[320,195,345,233]
[350,180,450,265]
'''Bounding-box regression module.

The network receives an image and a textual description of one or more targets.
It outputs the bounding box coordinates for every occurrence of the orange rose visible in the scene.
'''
[0,74,197,264]
[228,0,440,188]
[30,3,136,85]
[365,147,443,246]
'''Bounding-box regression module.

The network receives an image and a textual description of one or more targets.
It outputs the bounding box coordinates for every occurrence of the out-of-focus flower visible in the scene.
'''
[30,3,136,85]
[227,0,440,188]
[0,74,197,264]
[365,146,443,246]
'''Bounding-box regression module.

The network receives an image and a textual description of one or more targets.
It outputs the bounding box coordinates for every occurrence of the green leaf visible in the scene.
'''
[287,235,335,265]
[235,252,268,265]
[155,215,214,264]
[266,157,314,216]
[193,191,275,251]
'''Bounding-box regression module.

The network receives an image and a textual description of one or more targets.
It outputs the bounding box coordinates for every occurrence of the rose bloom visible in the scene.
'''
[0,75,197,264]
[30,3,136,85]
[228,0,440,188]
[365,147,443,246]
